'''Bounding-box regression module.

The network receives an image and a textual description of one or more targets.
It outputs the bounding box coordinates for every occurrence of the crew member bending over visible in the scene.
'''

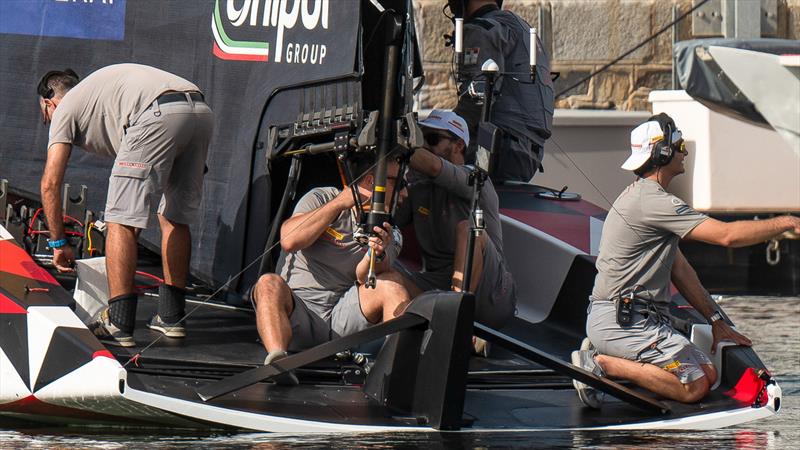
[37,65,213,347]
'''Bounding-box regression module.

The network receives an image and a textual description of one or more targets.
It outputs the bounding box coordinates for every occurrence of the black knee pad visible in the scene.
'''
[108,293,138,333]
[158,284,186,323]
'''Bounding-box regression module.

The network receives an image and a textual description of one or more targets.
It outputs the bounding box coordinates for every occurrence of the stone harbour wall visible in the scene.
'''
[414,0,800,111]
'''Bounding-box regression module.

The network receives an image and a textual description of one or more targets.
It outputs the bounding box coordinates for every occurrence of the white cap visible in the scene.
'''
[419,109,470,146]
[622,120,682,171]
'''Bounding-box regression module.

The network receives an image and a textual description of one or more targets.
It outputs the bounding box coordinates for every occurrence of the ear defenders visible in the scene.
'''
[648,113,678,167]
[37,71,59,99]
[37,69,79,99]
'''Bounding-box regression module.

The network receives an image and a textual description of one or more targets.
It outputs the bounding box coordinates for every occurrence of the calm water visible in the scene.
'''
[2,296,798,449]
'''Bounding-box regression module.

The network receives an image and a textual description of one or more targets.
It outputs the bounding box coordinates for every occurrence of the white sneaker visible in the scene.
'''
[88,308,135,348]
[571,349,605,409]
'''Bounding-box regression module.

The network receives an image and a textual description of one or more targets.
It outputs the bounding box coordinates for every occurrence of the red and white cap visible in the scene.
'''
[420,109,470,146]
[622,120,682,171]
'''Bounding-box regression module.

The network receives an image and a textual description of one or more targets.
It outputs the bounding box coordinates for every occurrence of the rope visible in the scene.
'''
[555,0,711,99]
[547,135,676,275]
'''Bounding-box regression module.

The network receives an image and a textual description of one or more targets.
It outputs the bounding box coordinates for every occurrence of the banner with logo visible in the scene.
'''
[0,0,365,289]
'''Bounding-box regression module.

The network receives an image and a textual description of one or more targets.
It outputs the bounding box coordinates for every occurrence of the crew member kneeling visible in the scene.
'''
[573,114,800,408]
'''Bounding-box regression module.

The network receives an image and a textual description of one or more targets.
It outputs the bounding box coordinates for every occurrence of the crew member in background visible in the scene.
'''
[572,113,800,409]
[449,0,554,183]
[249,156,410,385]
[37,64,214,347]
[395,110,516,352]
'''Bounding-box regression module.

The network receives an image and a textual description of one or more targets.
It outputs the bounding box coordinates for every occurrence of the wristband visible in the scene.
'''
[47,238,68,249]
[708,311,723,324]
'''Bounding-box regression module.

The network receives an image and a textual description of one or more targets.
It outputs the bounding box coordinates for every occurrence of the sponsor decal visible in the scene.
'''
[0,0,126,41]
[324,227,344,241]
[116,161,149,170]
[671,196,693,215]
[465,47,479,65]
[212,0,329,64]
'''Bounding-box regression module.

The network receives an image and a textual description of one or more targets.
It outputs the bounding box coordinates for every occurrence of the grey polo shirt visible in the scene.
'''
[47,63,199,157]
[591,178,708,304]
[279,187,402,310]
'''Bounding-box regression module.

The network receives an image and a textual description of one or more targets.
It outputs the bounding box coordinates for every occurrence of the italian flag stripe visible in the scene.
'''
[211,0,269,60]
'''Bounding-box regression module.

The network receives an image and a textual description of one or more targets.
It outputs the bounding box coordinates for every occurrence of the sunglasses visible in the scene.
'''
[673,141,688,155]
[424,132,454,147]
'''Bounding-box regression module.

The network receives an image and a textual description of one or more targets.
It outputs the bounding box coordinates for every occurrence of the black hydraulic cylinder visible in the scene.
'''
[366,12,404,232]
[258,156,302,276]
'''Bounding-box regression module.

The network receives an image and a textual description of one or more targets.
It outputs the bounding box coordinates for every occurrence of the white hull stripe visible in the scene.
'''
[122,383,780,433]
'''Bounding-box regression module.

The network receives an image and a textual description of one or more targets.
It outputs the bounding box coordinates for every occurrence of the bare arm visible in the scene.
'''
[279,189,354,253]
[408,146,443,178]
[686,216,800,248]
[41,143,71,241]
[41,143,75,272]
[670,250,751,353]
[409,147,473,200]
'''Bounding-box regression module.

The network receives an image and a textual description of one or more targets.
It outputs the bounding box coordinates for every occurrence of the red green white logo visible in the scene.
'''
[212,0,269,62]
[212,0,330,63]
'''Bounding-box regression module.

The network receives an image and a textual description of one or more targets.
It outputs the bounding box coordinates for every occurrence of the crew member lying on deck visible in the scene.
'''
[572,113,800,409]
[394,110,517,342]
[249,156,410,385]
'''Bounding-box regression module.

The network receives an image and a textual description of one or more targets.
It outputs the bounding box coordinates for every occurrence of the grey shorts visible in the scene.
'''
[250,284,372,352]
[586,300,712,384]
[105,94,214,228]
[396,237,516,329]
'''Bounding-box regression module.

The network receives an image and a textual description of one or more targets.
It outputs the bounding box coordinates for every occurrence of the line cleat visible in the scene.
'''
[146,314,186,338]
[88,308,136,348]
[571,349,605,409]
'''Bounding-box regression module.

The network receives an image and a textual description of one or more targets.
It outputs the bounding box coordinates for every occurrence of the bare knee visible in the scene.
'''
[376,269,404,286]
[702,364,718,387]
[107,222,139,237]
[376,270,410,299]
[594,353,610,371]
[158,214,183,228]
[680,376,711,403]
[456,220,486,249]
[254,274,292,314]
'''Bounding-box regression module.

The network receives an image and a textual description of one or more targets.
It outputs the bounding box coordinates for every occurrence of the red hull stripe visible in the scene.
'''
[93,350,115,360]
[723,367,767,405]
[0,240,58,285]
[213,42,268,62]
[501,209,592,254]
[0,292,27,314]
